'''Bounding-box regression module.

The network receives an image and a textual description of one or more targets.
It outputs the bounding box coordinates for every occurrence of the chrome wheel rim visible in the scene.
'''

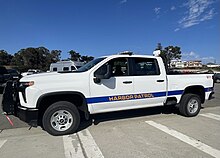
[50,110,73,132]
[187,98,199,114]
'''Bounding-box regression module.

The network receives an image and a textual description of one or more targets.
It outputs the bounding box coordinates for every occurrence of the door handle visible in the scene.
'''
[157,80,164,82]
[123,81,132,84]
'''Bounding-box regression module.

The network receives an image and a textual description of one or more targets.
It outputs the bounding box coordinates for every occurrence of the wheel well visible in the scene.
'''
[165,97,177,106]
[37,92,88,124]
[183,86,205,103]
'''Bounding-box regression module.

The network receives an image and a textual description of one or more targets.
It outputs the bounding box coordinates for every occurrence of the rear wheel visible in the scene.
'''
[179,94,201,117]
[42,101,80,136]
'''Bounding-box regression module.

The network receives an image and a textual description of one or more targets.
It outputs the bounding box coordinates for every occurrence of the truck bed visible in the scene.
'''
[167,74,214,103]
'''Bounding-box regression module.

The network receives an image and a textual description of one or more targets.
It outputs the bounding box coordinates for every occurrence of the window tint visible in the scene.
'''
[63,67,69,71]
[109,58,128,77]
[133,58,160,75]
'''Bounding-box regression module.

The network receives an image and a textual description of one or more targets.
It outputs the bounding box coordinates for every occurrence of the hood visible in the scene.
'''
[21,72,58,80]
[20,71,85,83]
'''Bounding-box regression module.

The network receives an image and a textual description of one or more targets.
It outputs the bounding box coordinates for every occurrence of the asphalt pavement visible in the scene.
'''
[0,84,220,158]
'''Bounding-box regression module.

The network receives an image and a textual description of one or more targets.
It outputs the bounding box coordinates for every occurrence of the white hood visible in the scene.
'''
[20,71,86,84]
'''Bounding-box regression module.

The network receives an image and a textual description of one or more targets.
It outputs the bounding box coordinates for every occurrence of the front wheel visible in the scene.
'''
[179,94,201,117]
[42,101,80,136]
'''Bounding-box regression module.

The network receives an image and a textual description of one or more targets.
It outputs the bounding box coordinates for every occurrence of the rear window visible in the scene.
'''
[133,58,160,76]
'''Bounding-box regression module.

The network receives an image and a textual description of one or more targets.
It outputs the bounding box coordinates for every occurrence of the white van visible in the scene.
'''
[49,61,84,72]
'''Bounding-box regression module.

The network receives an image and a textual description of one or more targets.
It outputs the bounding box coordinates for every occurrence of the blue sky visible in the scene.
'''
[0,0,219,63]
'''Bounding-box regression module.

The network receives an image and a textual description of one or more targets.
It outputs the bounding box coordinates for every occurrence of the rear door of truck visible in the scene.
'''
[132,57,167,107]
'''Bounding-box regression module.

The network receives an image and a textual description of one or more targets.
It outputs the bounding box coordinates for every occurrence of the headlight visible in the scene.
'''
[19,81,34,103]
[20,81,34,87]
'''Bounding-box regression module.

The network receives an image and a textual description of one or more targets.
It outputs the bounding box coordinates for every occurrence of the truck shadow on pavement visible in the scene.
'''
[78,105,180,132]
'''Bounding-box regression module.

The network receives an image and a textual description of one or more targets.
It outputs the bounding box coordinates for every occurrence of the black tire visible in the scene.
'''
[42,101,80,136]
[179,93,201,117]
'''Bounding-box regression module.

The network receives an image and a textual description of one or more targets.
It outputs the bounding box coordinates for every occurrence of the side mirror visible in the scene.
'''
[94,64,112,82]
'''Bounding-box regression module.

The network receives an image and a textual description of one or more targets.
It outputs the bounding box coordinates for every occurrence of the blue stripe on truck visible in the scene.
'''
[87,91,166,104]
[167,90,183,96]
[86,87,213,104]
[205,87,213,92]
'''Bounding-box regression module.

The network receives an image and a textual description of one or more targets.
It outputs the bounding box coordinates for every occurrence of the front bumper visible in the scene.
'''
[1,81,38,127]
[17,106,38,127]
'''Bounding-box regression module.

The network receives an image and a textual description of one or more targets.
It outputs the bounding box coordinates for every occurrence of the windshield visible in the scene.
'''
[77,57,106,72]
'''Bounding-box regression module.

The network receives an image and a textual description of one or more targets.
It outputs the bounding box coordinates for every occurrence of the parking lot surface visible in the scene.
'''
[0,84,220,158]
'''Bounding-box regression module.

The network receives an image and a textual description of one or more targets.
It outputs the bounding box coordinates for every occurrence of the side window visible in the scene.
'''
[94,57,129,77]
[110,58,128,77]
[63,67,69,71]
[133,58,160,75]
[53,67,57,71]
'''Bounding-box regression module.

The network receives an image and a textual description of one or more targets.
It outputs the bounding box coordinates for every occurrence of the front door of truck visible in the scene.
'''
[89,57,134,114]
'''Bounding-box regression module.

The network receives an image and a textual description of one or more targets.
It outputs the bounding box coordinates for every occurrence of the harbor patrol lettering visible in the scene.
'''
[109,93,154,101]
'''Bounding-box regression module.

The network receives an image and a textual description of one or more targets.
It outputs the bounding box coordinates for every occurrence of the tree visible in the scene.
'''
[11,47,57,72]
[68,50,94,63]
[163,46,181,67]
[87,56,94,62]
[8,47,94,71]
[50,50,61,63]
[11,51,25,71]
[0,50,13,65]
[80,55,94,63]
[68,50,81,61]
[155,43,181,68]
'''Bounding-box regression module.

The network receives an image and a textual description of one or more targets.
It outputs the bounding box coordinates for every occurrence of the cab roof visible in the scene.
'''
[101,53,158,59]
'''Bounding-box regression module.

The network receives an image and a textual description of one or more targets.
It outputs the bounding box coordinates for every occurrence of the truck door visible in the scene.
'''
[89,57,134,114]
[132,57,167,107]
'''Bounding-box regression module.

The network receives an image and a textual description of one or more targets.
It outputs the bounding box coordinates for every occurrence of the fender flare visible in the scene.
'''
[181,85,205,103]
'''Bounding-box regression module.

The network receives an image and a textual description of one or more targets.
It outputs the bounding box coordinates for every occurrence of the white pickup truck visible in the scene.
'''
[2,52,214,135]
